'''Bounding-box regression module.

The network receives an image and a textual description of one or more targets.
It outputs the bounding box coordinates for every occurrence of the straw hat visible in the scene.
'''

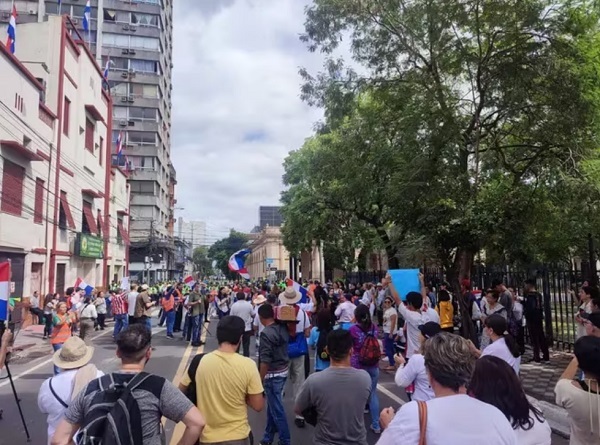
[279,286,302,305]
[53,337,95,370]
[253,294,267,305]
[276,305,298,323]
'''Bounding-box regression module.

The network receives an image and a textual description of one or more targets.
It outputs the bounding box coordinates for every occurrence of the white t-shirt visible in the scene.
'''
[292,305,311,334]
[252,303,266,336]
[377,394,517,445]
[513,410,552,445]
[481,337,521,375]
[394,354,434,402]
[127,291,138,316]
[555,379,600,445]
[230,299,254,332]
[577,301,592,339]
[383,307,397,334]
[335,301,356,323]
[38,368,104,444]
[397,304,435,358]
[424,307,440,324]
[79,303,98,319]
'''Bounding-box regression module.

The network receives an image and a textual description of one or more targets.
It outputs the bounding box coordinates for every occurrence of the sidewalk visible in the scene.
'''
[521,349,572,438]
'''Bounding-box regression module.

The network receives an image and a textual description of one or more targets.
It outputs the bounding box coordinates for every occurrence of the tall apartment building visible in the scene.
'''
[177,218,208,251]
[0,0,177,281]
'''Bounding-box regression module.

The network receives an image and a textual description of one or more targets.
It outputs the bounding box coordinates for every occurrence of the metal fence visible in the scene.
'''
[336,263,593,351]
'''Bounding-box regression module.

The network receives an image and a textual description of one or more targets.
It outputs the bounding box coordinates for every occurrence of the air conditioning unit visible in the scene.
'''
[120,96,128,102]
[121,48,129,54]
[127,96,135,103]
[122,25,130,31]
[120,72,128,78]
[29,9,36,15]
[129,49,136,55]
[119,120,127,127]
[130,26,137,32]
[128,120,135,126]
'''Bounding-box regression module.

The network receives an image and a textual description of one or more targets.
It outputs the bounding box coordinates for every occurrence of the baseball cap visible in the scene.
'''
[418,321,442,339]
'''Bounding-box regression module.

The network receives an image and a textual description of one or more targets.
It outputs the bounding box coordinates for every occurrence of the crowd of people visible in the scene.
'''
[2,272,600,444]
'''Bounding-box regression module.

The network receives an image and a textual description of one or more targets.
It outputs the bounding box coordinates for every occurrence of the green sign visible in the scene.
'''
[77,233,104,259]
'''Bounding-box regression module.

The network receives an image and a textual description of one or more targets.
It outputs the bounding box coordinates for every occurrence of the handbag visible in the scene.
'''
[417,400,428,445]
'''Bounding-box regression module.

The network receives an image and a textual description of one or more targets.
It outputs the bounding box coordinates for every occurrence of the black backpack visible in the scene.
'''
[316,328,330,362]
[185,353,205,405]
[75,372,164,445]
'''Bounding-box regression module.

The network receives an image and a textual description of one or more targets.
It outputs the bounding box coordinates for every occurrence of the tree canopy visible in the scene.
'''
[192,246,213,277]
[208,230,250,278]
[282,0,600,279]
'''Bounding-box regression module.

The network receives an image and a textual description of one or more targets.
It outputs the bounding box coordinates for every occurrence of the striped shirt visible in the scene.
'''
[111,293,128,316]
[51,314,72,345]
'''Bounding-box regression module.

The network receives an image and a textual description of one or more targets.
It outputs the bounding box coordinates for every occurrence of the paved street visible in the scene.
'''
[0,318,569,445]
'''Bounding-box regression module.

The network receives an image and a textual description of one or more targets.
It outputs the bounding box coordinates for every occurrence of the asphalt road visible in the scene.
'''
[0,317,569,445]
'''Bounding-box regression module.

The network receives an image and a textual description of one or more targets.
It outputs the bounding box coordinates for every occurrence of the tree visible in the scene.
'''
[192,246,213,277]
[208,230,250,278]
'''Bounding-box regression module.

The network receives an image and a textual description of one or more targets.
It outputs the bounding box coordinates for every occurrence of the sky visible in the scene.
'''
[171,0,329,244]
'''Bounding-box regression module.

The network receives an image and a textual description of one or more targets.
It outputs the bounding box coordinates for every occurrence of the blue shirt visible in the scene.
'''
[308,326,331,371]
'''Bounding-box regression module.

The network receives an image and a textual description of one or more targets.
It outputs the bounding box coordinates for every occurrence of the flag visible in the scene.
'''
[103,58,111,80]
[0,262,10,321]
[74,277,94,296]
[83,0,91,32]
[228,249,251,280]
[286,278,309,304]
[5,4,16,54]
[116,131,123,159]
[183,276,195,286]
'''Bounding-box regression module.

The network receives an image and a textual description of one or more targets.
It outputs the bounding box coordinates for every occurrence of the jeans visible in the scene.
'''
[365,366,381,430]
[191,314,204,344]
[97,313,106,329]
[144,317,152,335]
[262,376,290,445]
[52,343,62,375]
[43,313,53,337]
[166,311,175,336]
[113,313,128,337]
[384,335,395,366]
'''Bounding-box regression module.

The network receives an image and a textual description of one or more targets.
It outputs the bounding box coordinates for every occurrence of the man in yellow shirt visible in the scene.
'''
[179,315,264,444]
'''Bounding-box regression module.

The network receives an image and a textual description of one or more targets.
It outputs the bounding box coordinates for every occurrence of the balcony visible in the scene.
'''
[131,194,160,207]
[107,70,160,85]
[102,21,161,39]
[102,46,160,63]
[103,0,162,14]
[113,94,160,109]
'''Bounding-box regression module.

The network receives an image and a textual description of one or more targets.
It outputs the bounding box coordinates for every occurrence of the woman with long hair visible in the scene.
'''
[469,314,521,374]
[349,304,381,434]
[308,309,334,372]
[50,302,74,375]
[470,355,551,444]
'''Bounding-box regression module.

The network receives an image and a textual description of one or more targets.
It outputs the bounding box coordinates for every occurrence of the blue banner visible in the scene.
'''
[388,269,420,301]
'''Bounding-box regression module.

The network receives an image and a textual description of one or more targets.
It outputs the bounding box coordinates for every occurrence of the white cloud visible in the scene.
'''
[171,0,327,241]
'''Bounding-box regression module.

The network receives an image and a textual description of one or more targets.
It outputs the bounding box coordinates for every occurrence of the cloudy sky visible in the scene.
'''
[171,0,329,243]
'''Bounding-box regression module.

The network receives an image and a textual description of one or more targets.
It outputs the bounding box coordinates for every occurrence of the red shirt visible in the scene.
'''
[111,293,128,315]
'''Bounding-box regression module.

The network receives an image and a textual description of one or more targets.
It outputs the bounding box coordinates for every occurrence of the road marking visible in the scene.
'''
[168,329,207,445]
[0,328,114,388]
[377,383,407,406]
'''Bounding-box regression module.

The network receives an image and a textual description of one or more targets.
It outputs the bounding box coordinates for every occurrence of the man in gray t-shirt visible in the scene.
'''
[51,324,205,445]
[295,329,371,445]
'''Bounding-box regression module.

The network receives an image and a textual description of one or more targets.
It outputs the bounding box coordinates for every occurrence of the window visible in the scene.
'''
[131,13,159,27]
[63,97,71,136]
[97,209,103,237]
[103,33,129,48]
[109,82,129,96]
[1,160,25,216]
[128,131,156,145]
[85,119,95,152]
[99,136,104,166]
[59,191,76,229]
[130,59,158,74]
[130,180,155,194]
[130,36,159,51]
[113,107,128,120]
[82,201,98,235]
[129,107,157,121]
[103,9,116,22]
[34,178,45,224]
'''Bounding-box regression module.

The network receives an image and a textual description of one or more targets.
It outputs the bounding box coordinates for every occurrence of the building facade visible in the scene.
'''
[1,0,176,281]
[245,226,290,281]
[0,16,130,298]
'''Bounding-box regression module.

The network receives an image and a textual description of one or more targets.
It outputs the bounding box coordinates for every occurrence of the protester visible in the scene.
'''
[42,293,56,340]
[216,287,232,319]
[334,293,356,330]
[78,296,97,342]
[512,289,526,355]
[470,355,552,444]
[436,290,454,333]
[134,284,154,333]
[349,304,382,434]
[258,304,291,445]
[38,337,103,445]
[51,324,205,445]
[29,291,45,325]
[555,335,600,445]
[523,279,550,363]
[382,296,398,371]
[110,290,128,338]
[576,286,597,339]
[127,283,139,325]
[377,332,516,444]
[162,286,177,339]
[92,291,107,330]
[295,329,372,445]
[469,314,521,375]
[188,283,206,347]
[230,292,254,357]
[307,308,333,372]
[51,302,75,375]
[393,321,441,402]
[278,286,311,428]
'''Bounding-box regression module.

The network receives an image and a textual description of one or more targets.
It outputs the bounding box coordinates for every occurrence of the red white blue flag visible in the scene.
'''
[0,262,10,320]
[228,249,251,280]
[5,4,16,54]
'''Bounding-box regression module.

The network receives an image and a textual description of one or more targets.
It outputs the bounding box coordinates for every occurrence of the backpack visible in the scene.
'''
[316,328,330,362]
[358,326,381,367]
[185,353,205,405]
[75,372,164,445]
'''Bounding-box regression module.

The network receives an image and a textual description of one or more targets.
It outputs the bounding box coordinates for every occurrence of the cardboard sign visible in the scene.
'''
[388,269,420,301]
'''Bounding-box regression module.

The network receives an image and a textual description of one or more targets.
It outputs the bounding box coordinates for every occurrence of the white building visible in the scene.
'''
[0,16,130,297]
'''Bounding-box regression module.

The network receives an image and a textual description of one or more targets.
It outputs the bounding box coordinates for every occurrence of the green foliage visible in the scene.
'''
[282,0,600,278]
[208,230,250,278]
[192,246,212,277]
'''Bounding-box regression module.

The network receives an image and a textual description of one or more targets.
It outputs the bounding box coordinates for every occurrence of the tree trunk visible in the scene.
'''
[376,228,399,269]
[449,247,477,344]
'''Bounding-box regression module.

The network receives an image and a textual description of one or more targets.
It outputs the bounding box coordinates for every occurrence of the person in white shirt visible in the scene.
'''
[470,355,551,445]
[252,294,268,356]
[382,297,398,370]
[378,332,516,445]
[78,297,98,342]
[230,292,255,357]
[575,286,596,339]
[469,314,521,375]
[335,294,357,329]
[127,284,139,325]
[387,273,434,359]
[393,321,441,401]
[38,337,103,445]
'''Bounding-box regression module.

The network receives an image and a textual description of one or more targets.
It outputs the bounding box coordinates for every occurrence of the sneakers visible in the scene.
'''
[370,425,382,434]
[294,416,305,428]
[166,335,174,339]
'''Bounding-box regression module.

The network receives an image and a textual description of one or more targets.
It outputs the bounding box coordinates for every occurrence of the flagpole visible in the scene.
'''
[58,1,62,16]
